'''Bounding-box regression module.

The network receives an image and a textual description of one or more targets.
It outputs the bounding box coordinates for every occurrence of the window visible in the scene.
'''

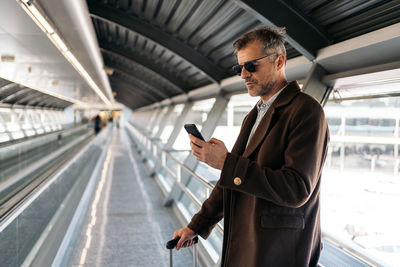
[322,97,400,265]
[172,98,216,150]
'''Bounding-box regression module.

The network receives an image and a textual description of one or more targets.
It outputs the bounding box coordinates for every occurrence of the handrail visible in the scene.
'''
[126,121,388,267]
[126,122,223,233]
[126,122,215,190]
[322,231,389,267]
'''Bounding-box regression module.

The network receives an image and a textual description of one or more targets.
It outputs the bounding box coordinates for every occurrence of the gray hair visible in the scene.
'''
[233,26,287,62]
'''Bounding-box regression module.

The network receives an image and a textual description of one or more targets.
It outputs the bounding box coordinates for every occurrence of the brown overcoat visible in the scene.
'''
[188,81,329,267]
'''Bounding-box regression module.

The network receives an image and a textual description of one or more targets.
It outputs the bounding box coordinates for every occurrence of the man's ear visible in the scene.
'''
[275,54,286,70]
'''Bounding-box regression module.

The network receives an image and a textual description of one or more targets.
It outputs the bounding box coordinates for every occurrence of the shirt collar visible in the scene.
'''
[256,87,283,112]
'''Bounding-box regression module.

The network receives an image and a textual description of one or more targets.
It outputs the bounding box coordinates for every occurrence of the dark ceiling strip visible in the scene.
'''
[111,70,168,99]
[232,0,330,60]
[112,83,154,105]
[164,0,182,27]
[34,94,55,106]
[174,0,202,34]
[41,98,59,108]
[152,0,163,21]
[0,79,12,88]
[14,91,43,105]
[141,0,147,15]
[113,86,153,105]
[126,0,132,10]
[44,98,71,109]
[115,90,146,107]
[197,9,245,49]
[115,96,144,110]
[104,58,181,95]
[186,0,227,43]
[89,2,226,83]
[109,77,163,102]
[26,94,52,106]
[207,20,261,59]
[0,83,19,94]
[100,43,189,92]
[1,88,31,103]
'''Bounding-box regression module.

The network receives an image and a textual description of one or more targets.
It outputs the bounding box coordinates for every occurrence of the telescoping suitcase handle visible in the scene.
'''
[166,236,199,267]
[166,236,199,249]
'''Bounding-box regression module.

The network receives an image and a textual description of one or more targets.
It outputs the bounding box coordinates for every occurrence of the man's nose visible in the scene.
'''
[241,67,251,79]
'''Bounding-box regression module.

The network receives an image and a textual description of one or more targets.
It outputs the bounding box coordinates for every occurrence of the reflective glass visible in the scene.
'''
[322,97,400,266]
[172,98,216,150]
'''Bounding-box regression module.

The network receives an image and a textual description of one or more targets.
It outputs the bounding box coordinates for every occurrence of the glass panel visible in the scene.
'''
[160,104,184,144]
[172,98,216,150]
[212,93,258,151]
[322,97,400,266]
[152,106,169,136]
[192,93,258,183]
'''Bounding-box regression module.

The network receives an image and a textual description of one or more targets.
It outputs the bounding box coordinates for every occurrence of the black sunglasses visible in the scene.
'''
[232,54,275,76]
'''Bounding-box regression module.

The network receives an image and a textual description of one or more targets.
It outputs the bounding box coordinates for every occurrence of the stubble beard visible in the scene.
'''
[247,78,277,98]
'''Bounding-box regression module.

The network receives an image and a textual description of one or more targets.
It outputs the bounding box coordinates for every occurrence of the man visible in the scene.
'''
[172,26,329,266]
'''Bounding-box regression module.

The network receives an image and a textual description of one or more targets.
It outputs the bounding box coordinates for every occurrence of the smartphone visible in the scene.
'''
[184,124,205,141]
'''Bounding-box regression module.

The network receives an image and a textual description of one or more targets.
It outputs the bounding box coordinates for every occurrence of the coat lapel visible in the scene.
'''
[242,81,301,158]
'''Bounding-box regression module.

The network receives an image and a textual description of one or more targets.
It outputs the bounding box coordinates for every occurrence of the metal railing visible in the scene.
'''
[126,122,223,235]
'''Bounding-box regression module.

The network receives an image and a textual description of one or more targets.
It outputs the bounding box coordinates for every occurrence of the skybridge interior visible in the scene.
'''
[1,0,400,266]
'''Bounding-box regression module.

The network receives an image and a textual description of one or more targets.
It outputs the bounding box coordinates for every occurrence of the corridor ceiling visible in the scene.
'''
[85,0,400,110]
[0,77,72,109]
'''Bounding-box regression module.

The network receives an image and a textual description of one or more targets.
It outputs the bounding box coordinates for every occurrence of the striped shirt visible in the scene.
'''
[246,90,283,149]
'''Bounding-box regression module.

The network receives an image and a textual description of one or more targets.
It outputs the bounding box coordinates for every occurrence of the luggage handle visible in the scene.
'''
[166,236,199,249]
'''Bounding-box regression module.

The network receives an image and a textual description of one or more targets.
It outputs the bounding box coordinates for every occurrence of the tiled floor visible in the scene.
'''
[69,130,194,267]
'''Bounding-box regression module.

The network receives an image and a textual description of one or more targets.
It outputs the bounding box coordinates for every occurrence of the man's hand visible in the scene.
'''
[189,135,228,170]
[173,227,197,250]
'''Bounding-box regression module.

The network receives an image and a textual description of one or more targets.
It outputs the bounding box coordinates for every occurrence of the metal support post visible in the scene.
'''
[163,95,230,206]
[146,108,162,133]
[154,105,175,139]
[150,106,170,137]
[302,62,333,106]
[164,102,195,150]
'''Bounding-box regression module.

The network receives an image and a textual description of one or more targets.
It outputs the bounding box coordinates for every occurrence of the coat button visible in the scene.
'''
[234,177,242,186]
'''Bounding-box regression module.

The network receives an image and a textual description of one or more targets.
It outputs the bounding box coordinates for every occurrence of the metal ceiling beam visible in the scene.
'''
[45,99,69,109]
[0,84,21,99]
[103,58,184,94]
[110,72,168,101]
[100,44,190,92]
[14,91,43,105]
[35,95,55,107]
[89,1,227,84]
[26,94,51,106]
[114,88,150,109]
[110,68,169,99]
[1,88,31,103]
[232,0,330,60]
[0,82,16,93]
[109,78,160,103]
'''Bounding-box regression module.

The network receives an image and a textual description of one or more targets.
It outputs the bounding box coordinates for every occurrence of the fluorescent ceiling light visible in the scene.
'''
[51,33,68,52]
[28,5,54,34]
[65,51,78,65]
[17,0,112,108]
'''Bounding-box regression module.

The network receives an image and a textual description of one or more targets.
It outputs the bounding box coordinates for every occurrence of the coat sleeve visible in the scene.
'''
[219,100,329,208]
[186,113,253,238]
[187,180,224,239]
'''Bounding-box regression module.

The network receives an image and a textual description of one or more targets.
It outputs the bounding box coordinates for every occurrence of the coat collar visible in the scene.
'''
[235,81,301,158]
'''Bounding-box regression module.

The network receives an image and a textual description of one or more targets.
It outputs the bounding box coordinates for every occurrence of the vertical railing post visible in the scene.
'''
[206,188,210,199]
[177,164,181,183]
[162,151,166,168]
[193,243,198,267]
